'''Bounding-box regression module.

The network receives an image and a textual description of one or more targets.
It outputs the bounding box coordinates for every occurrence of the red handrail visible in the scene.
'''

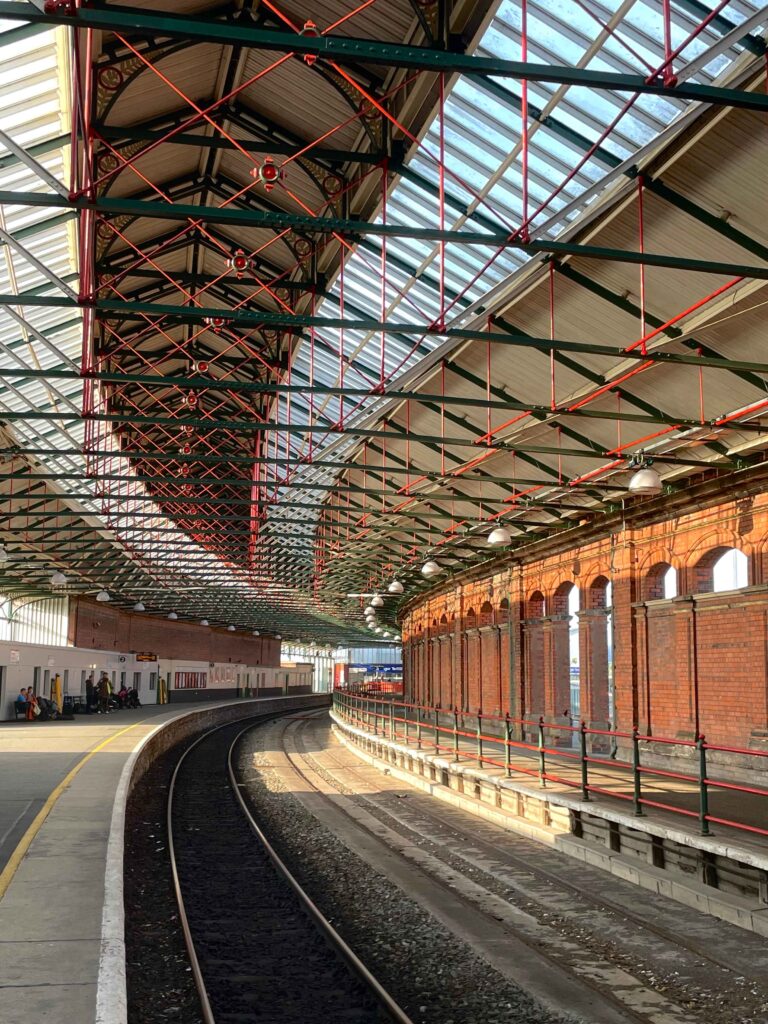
[333,689,768,844]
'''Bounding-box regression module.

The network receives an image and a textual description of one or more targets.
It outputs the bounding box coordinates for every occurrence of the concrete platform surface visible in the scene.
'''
[0,697,321,1024]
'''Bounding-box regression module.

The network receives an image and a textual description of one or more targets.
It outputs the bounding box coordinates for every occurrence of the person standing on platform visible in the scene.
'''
[85,675,95,714]
[97,674,110,714]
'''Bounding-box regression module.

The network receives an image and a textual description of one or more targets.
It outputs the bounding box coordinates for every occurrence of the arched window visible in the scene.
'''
[479,601,494,626]
[712,548,748,592]
[645,561,677,601]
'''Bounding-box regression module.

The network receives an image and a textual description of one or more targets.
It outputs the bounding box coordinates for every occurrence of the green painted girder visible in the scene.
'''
[5,3,767,110]
[5,190,768,278]
[95,121,387,168]
[4,470,607,507]
[3,365,743,428]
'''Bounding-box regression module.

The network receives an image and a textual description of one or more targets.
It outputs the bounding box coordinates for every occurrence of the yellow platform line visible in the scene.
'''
[0,721,143,901]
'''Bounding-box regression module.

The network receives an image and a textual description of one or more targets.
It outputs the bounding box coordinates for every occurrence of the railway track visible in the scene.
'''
[234,710,768,1024]
[167,711,414,1024]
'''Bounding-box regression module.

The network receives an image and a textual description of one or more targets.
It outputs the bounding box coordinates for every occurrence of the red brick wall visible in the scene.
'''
[68,598,280,667]
[400,490,768,752]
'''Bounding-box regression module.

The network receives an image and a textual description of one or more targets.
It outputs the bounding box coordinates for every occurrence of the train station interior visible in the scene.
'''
[1,2,768,1023]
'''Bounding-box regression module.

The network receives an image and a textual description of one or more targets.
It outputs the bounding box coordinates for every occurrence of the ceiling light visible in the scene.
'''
[421,560,441,578]
[252,630,260,636]
[0,544,8,563]
[167,611,178,620]
[487,525,512,547]
[227,624,236,632]
[371,594,384,608]
[95,590,111,603]
[275,634,281,640]
[388,579,404,594]
[364,605,375,616]
[50,570,67,586]
[200,618,209,626]
[375,627,382,634]
[383,631,391,638]
[628,458,662,496]
[133,601,145,612]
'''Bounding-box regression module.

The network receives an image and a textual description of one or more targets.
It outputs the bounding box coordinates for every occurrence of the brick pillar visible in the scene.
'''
[633,602,651,735]
[480,624,501,713]
[672,597,698,740]
[578,607,610,752]
[438,634,452,708]
[522,616,545,723]
[465,627,481,712]
[543,613,571,745]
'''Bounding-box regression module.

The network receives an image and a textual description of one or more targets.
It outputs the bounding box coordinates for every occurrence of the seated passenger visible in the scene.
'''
[15,688,27,708]
[127,687,141,709]
[117,686,128,708]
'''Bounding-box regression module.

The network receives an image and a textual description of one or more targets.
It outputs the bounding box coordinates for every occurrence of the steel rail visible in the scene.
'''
[166,707,414,1024]
[227,716,417,1024]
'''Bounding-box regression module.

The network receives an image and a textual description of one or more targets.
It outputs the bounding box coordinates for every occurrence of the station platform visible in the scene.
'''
[331,706,768,934]
[0,695,328,1024]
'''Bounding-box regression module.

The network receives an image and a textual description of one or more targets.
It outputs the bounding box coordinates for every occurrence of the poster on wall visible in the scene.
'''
[9,649,19,664]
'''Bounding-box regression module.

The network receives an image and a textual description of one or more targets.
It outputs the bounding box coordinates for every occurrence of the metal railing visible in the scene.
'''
[332,691,768,840]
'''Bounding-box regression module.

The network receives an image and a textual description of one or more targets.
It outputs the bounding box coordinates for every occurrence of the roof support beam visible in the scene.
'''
[3,4,767,110]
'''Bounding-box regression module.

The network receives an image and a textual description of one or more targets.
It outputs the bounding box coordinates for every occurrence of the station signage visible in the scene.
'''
[135,653,158,662]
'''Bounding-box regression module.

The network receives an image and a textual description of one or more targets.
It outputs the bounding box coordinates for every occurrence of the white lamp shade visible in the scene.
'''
[388,580,404,594]
[421,559,441,578]
[275,634,281,640]
[364,605,375,616]
[252,630,260,636]
[371,594,384,608]
[628,466,662,495]
[227,624,236,632]
[374,627,382,633]
[0,545,8,563]
[367,623,375,629]
[167,611,178,620]
[487,525,512,547]
[200,619,209,626]
[133,601,145,612]
[50,570,67,586]
[383,631,391,638]
[95,590,111,603]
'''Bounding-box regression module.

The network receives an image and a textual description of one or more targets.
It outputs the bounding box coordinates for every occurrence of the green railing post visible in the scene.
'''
[403,704,409,745]
[580,721,590,801]
[389,701,395,742]
[538,717,547,788]
[416,703,422,749]
[504,713,512,778]
[632,728,643,816]
[453,706,460,762]
[698,734,710,836]
[476,709,483,766]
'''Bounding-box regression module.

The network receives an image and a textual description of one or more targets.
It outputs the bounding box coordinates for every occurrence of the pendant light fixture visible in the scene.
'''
[227,624,236,631]
[371,594,384,608]
[487,525,512,547]
[95,590,111,603]
[388,579,404,594]
[628,456,662,496]
[50,570,67,586]
[133,601,145,612]
[200,618,209,626]
[421,559,441,578]
[167,611,178,620]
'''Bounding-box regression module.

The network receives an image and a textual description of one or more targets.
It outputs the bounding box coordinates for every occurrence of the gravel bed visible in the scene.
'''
[237,724,577,1024]
[124,742,202,1024]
